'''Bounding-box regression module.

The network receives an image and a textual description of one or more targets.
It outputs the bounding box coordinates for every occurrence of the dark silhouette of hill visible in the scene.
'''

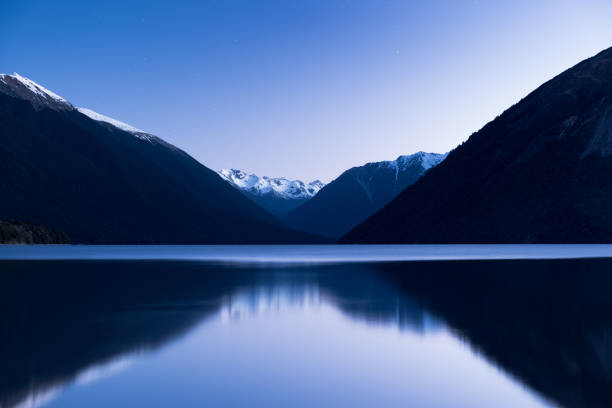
[343,47,612,243]
[285,152,445,238]
[0,80,321,243]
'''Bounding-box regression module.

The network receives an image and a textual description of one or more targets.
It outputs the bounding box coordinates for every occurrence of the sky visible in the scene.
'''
[2,1,612,182]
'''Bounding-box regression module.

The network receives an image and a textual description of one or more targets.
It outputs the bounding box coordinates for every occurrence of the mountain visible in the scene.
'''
[218,169,324,217]
[342,46,612,243]
[76,107,156,141]
[283,152,447,238]
[0,72,73,111]
[0,73,322,244]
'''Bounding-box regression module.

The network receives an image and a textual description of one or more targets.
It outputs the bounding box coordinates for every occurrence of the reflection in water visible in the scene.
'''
[13,356,134,408]
[1,256,611,407]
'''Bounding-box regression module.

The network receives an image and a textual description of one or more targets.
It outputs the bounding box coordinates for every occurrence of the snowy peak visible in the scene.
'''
[218,169,325,200]
[377,151,448,172]
[77,107,154,142]
[349,151,448,199]
[404,151,449,170]
[366,151,447,180]
[308,179,325,193]
[0,73,73,111]
[283,150,448,238]
[0,73,156,143]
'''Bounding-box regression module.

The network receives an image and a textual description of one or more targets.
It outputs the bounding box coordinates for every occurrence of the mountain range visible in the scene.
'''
[0,73,321,244]
[283,152,447,238]
[217,169,324,217]
[342,46,612,243]
[3,46,612,244]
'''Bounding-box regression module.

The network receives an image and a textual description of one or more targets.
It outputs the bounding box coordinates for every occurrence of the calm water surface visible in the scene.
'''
[2,245,612,408]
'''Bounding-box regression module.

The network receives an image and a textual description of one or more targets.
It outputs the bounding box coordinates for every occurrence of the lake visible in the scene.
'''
[2,245,612,408]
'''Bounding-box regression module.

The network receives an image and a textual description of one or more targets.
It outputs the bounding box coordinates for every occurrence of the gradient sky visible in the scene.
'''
[2,1,612,182]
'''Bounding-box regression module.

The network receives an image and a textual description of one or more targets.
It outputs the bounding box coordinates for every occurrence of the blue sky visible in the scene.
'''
[2,1,612,182]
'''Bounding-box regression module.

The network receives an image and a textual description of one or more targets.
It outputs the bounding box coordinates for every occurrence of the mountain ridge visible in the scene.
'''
[284,151,447,238]
[0,73,73,111]
[0,73,322,244]
[217,169,325,217]
[342,46,612,243]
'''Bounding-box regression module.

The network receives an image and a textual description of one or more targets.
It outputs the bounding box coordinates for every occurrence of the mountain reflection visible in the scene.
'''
[1,258,611,407]
[377,259,612,408]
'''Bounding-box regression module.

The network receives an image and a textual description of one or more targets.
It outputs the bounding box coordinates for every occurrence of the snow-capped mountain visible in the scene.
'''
[0,73,157,143]
[218,169,324,199]
[342,46,612,244]
[218,169,325,217]
[376,152,448,179]
[77,107,155,142]
[0,73,320,244]
[0,73,73,111]
[284,151,448,238]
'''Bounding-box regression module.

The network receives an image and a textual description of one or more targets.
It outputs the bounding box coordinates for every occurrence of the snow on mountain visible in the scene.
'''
[218,169,325,200]
[77,107,154,141]
[414,151,449,170]
[379,151,448,171]
[377,151,448,180]
[0,73,73,111]
[283,150,448,238]
[0,73,158,143]
[10,73,67,104]
[77,108,144,134]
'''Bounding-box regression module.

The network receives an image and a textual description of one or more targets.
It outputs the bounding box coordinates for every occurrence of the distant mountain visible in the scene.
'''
[218,169,324,217]
[0,73,321,244]
[283,152,447,238]
[342,46,612,243]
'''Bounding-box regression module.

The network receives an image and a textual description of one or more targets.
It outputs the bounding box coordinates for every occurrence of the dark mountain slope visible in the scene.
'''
[0,87,320,243]
[342,46,612,243]
[245,193,309,218]
[284,152,446,238]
